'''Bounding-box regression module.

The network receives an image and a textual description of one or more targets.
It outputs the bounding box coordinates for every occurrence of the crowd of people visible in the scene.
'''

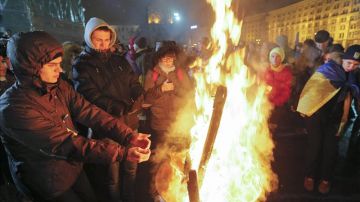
[0,16,359,202]
[245,30,360,195]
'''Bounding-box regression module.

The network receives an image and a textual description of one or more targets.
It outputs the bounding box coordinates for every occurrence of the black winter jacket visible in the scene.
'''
[72,46,144,117]
[0,31,133,199]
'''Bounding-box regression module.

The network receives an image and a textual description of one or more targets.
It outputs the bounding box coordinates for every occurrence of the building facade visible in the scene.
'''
[242,0,360,48]
[241,13,268,45]
[1,0,85,42]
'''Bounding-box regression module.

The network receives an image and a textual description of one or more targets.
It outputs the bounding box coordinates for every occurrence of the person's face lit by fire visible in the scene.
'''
[160,53,176,68]
[343,59,360,72]
[270,52,282,67]
[39,57,63,83]
[91,29,111,51]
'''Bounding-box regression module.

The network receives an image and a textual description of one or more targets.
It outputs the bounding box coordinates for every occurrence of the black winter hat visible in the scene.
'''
[343,44,360,62]
[135,37,147,49]
[155,41,179,63]
[328,44,344,53]
[315,30,330,43]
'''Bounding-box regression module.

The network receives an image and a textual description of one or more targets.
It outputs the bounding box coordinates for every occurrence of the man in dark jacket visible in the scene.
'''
[0,31,151,202]
[72,17,144,202]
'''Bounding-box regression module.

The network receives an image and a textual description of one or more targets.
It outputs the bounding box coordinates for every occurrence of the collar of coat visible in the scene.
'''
[19,77,61,97]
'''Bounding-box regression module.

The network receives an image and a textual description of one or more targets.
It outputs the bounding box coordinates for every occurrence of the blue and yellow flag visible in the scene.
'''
[297,60,359,117]
[297,72,340,117]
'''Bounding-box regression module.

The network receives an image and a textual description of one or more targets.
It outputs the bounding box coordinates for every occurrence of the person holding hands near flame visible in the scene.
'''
[0,31,151,202]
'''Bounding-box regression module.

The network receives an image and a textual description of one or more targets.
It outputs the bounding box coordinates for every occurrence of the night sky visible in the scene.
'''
[84,0,302,26]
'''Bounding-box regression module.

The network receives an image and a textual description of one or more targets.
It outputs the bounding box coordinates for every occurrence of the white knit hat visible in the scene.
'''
[269,47,285,63]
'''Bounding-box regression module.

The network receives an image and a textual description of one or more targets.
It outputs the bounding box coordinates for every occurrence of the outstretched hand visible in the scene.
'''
[127,147,151,163]
[130,133,151,150]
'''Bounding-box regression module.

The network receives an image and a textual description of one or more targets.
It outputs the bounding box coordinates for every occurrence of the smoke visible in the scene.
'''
[149,82,196,201]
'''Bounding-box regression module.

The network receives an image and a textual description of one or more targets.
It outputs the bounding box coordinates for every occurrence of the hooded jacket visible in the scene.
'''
[73,18,143,123]
[84,17,117,50]
[0,31,133,199]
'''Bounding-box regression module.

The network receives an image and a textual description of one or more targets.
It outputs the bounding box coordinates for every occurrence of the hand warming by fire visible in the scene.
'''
[2,0,359,201]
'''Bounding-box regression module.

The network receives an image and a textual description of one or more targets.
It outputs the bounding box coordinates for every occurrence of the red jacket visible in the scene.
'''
[264,65,293,106]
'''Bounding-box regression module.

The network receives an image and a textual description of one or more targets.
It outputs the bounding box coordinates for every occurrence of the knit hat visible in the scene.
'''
[135,37,147,49]
[315,30,330,43]
[343,44,360,62]
[269,47,285,63]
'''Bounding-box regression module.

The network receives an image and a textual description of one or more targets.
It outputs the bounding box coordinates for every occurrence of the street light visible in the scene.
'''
[190,25,198,30]
[174,12,181,21]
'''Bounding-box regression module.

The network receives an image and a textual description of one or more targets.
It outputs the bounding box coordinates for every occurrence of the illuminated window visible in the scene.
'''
[351,7,360,12]
[148,13,161,24]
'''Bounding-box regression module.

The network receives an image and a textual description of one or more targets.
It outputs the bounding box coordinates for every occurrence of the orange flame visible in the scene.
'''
[188,0,278,201]
[152,0,278,201]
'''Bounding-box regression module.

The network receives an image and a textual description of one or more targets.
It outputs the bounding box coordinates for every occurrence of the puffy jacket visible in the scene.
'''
[264,65,293,106]
[73,46,143,118]
[0,31,133,199]
[144,65,192,131]
[72,17,143,119]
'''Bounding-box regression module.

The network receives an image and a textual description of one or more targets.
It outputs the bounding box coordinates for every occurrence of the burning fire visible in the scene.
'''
[189,0,278,201]
[153,0,278,201]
